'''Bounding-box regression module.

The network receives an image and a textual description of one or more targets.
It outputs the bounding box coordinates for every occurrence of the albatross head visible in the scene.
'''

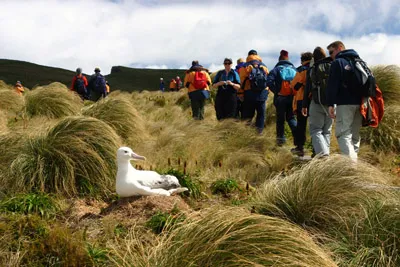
[117,147,146,162]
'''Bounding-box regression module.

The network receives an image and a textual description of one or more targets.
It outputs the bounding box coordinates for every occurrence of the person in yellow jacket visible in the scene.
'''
[239,50,269,134]
[290,52,313,156]
[14,81,24,96]
[184,60,212,120]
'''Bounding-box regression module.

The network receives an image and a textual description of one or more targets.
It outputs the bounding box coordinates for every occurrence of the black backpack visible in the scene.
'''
[247,66,268,92]
[344,57,376,97]
[310,58,331,105]
[93,75,106,93]
[74,76,87,95]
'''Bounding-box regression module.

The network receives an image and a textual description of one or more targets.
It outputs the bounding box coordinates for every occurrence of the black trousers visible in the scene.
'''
[215,92,237,120]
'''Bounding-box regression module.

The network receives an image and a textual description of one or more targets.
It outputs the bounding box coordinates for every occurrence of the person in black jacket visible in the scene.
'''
[326,41,363,161]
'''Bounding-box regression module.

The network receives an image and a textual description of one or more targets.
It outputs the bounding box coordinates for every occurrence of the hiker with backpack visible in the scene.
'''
[159,78,165,92]
[88,67,107,102]
[302,47,333,157]
[70,68,88,100]
[212,58,241,120]
[326,41,365,161]
[266,50,297,146]
[235,58,246,119]
[239,50,269,134]
[290,52,313,157]
[176,76,182,91]
[184,61,212,120]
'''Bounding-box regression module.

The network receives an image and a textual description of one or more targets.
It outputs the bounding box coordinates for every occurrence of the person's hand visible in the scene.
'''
[329,106,335,119]
[227,80,233,86]
[302,108,308,117]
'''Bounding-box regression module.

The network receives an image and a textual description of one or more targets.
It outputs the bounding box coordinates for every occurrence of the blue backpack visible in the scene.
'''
[93,75,106,93]
[248,66,268,92]
[74,76,87,95]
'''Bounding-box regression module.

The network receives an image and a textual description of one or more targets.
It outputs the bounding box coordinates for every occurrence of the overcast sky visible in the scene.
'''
[1,0,399,74]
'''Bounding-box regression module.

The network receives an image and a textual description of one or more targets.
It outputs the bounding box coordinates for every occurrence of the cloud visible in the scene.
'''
[0,0,399,75]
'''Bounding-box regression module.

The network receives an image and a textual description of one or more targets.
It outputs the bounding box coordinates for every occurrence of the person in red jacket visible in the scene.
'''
[70,67,88,100]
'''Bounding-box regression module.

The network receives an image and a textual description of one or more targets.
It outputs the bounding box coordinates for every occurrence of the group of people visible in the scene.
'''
[70,67,110,101]
[184,41,367,161]
[159,76,182,92]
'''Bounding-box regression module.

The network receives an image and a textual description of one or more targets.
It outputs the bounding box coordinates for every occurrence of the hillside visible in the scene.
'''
[0,59,186,92]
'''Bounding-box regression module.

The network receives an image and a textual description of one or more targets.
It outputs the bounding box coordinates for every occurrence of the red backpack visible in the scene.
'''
[192,71,208,90]
[360,84,384,128]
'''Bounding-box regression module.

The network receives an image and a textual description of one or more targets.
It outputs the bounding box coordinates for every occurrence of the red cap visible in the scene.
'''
[280,50,289,58]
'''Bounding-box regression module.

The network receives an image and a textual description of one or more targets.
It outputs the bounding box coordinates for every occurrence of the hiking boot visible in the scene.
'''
[290,147,305,157]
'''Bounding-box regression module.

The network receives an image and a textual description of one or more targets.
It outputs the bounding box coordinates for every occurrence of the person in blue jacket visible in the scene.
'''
[326,40,363,161]
[213,58,241,120]
[266,50,297,146]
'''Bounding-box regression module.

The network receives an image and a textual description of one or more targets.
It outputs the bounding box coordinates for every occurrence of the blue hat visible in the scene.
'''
[248,49,257,56]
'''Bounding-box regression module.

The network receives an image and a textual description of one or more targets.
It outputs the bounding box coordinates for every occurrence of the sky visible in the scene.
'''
[1,0,400,74]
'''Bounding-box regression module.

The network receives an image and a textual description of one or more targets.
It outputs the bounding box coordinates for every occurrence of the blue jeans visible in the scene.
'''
[274,95,297,145]
[242,99,266,132]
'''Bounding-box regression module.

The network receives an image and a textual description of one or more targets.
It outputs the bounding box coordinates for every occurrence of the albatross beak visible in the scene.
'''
[131,152,146,161]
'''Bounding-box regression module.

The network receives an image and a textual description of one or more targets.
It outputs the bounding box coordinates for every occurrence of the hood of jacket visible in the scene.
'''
[336,49,359,59]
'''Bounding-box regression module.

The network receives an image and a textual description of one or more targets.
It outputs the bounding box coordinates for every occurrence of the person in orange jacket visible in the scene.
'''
[235,58,246,118]
[14,81,24,96]
[290,52,313,156]
[169,79,177,92]
[70,67,88,100]
[106,81,110,95]
[184,60,212,120]
[239,50,269,134]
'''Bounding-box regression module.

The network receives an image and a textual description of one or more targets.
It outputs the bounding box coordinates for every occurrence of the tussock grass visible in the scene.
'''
[361,106,400,152]
[7,116,121,198]
[82,95,147,142]
[250,155,390,229]
[0,110,7,132]
[0,89,24,114]
[372,65,400,106]
[24,85,82,118]
[148,208,337,267]
[329,197,400,267]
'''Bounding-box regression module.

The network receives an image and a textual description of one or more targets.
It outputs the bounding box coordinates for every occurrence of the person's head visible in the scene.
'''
[176,76,180,79]
[279,50,289,61]
[300,52,313,63]
[248,49,257,56]
[237,58,244,64]
[94,67,101,73]
[160,78,163,81]
[191,60,199,66]
[16,81,21,86]
[76,67,82,75]
[223,58,233,70]
[313,47,327,62]
[327,41,345,59]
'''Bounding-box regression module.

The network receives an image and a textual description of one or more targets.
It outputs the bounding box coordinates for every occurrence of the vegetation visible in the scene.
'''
[0,62,398,266]
[25,83,83,118]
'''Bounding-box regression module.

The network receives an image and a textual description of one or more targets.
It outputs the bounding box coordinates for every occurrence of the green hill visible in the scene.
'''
[0,59,187,92]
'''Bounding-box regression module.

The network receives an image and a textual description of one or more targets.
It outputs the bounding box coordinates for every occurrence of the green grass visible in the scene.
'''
[0,193,60,219]
[372,65,400,106]
[146,207,186,234]
[161,168,202,199]
[210,178,241,195]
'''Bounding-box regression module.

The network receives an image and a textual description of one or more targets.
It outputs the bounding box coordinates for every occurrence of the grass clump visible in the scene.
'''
[148,207,337,267]
[24,85,82,118]
[250,155,389,229]
[146,206,185,234]
[162,168,202,199]
[82,95,147,141]
[0,193,59,219]
[329,197,400,266]
[372,65,400,106]
[8,116,121,198]
[0,89,24,114]
[210,178,240,195]
[361,106,400,152]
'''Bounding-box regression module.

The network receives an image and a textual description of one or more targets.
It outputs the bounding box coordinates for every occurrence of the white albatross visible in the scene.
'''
[116,147,188,197]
